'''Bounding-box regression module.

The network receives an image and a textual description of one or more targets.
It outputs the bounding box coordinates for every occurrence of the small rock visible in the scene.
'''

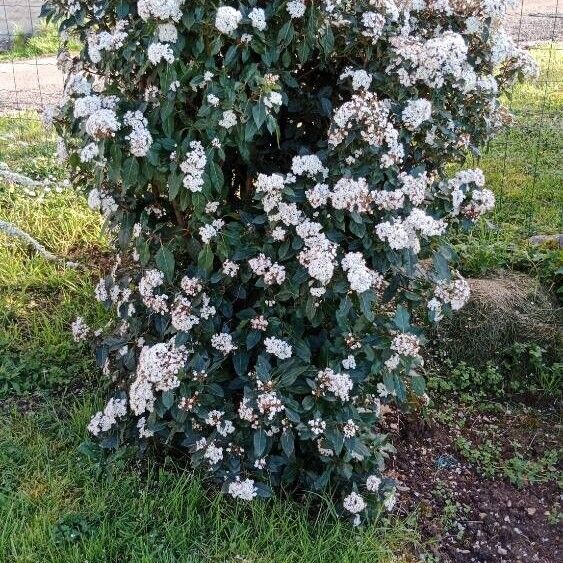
[527,507,536,516]
[527,234,563,247]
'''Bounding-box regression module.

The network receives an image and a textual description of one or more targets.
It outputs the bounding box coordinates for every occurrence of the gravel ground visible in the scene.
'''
[0,2,561,111]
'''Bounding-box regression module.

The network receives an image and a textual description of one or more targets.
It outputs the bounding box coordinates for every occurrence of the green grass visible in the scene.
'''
[0,396,418,562]
[0,113,110,395]
[453,43,563,278]
[0,22,81,62]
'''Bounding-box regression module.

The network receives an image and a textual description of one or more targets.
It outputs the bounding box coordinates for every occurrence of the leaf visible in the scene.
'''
[433,250,451,280]
[122,157,139,187]
[393,305,410,332]
[281,430,294,457]
[162,390,174,409]
[197,245,214,274]
[278,364,309,388]
[411,375,426,396]
[168,171,183,201]
[254,428,267,457]
[246,330,262,350]
[314,468,332,490]
[325,427,344,455]
[155,246,175,282]
[233,351,249,377]
[358,290,375,322]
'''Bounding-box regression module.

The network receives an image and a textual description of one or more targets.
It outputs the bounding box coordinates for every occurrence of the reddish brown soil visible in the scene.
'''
[391,404,562,562]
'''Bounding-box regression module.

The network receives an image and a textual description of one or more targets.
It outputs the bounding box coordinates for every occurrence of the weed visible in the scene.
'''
[0,22,81,62]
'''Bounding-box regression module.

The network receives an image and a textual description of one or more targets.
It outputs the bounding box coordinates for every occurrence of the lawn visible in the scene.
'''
[0,23,81,62]
[0,44,561,561]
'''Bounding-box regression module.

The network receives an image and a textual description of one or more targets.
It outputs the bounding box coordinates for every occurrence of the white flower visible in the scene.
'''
[215,6,242,34]
[292,154,328,178]
[316,368,353,402]
[124,110,153,156]
[80,142,99,163]
[207,94,220,107]
[85,109,120,139]
[147,42,175,65]
[88,398,127,436]
[366,475,381,492]
[211,332,237,355]
[248,7,267,31]
[287,1,306,18]
[391,333,421,358]
[308,418,326,436]
[222,260,239,277]
[137,0,183,22]
[343,492,366,514]
[383,490,397,511]
[228,478,257,501]
[204,443,224,464]
[219,110,238,129]
[158,23,178,43]
[340,68,372,91]
[342,355,356,370]
[71,316,90,342]
[264,337,292,359]
[180,141,207,192]
[402,99,432,131]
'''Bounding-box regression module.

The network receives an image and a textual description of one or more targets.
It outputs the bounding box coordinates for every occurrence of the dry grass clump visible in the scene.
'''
[436,272,562,365]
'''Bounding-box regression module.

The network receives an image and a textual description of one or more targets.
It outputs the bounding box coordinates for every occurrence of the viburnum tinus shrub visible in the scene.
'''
[46,0,536,523]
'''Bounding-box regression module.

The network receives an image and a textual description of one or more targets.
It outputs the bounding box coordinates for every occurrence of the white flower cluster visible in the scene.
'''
[362,11,386,44]
[219,110,238,129]
[87,188,118,219]
[402,98,432,131]
[130,341,188,414]
[228,478,258,501]
[248,254,286,286]
[124,111,153,157]
[139,269,168,313]
[331,176,373,213]
[215,7,242,34]
[71,316,90,342]
[257,391,284,420]
[158,23,178,43]
[264,337,292,360]
[87,21,127,63]
[329,91,404,166]
[296,220,338,285]
[211,332,238,355]
[340,68,373,90]
[85,108,120,140]
[316,368,354,402]
[343,492,366,514]
[434,275,471,311]
[180,141,207,192]
[291,155,328,179]
[137,0,183,22]
[199,219,225,244]
[88,397,127,436]
[287,1,306,18]
[390,31,470,90]
[376,209,447,253]
[80,142,99,163]
[147,42,175,65]
[391,333,421,357]
[341,252,384,294]
[249,7,267,31]
[446,168,495,220]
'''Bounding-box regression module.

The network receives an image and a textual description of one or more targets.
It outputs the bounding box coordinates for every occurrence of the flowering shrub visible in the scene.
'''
[47,0,536,523]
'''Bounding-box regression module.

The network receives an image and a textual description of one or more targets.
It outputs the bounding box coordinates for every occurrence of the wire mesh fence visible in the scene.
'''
[0,1,561,239]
